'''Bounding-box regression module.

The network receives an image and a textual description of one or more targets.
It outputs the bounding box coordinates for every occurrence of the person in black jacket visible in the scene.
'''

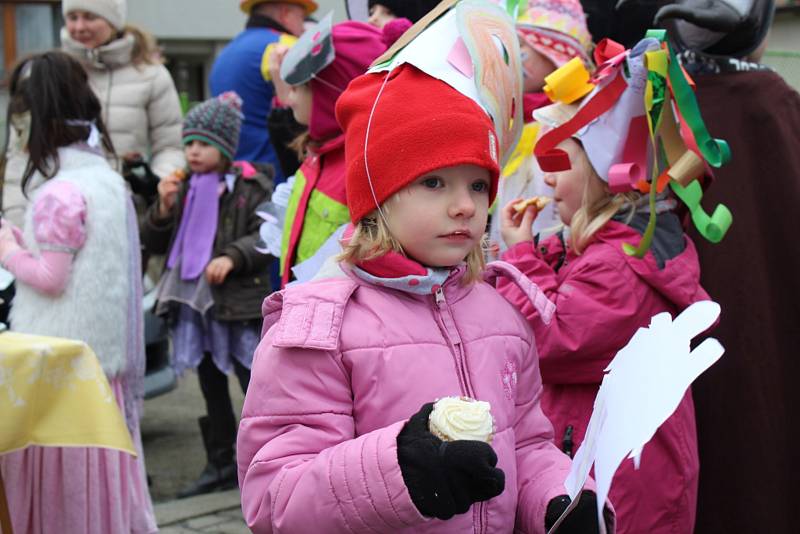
[655,2,800,532]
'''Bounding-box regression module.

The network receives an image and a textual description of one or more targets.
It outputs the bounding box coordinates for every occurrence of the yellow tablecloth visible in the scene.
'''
[0,332,135,456]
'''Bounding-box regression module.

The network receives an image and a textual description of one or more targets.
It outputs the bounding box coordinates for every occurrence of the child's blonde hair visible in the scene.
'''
[339,210,487,285]
[568,141,639,255]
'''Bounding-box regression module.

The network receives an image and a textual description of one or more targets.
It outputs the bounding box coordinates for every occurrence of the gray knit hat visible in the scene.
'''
[62,0,127,30]
[182,92,243,161]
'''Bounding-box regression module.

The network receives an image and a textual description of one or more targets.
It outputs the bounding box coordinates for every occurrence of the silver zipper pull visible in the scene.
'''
[435,287,445,307]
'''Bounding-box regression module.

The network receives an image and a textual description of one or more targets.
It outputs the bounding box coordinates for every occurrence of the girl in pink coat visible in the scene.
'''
[237,57,613,534]
[499,36,719,534]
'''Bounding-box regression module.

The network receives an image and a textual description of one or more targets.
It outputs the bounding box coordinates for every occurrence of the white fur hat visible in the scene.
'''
[63,0,127,30]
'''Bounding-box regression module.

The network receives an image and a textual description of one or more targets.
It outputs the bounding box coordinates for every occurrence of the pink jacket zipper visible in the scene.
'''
[433,286,485,534]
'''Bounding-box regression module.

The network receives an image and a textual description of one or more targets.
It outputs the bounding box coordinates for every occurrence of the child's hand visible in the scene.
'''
[156,172,182,218]
[545,490,614,533]
[397,402,505,520]
[500,198,538,248]
[205,255,234,285]
[0,220,22,261]
[270,45,292,104]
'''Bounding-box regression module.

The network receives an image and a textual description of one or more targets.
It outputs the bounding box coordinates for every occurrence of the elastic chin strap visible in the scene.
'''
[65,119,101,149]
[363,70,394,232]
[312,73,345,94]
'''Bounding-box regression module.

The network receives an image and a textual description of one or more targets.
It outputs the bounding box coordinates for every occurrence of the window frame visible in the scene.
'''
[1,0,60,78]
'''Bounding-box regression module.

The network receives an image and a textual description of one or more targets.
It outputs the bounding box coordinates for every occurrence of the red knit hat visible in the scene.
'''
[336,64,501,224]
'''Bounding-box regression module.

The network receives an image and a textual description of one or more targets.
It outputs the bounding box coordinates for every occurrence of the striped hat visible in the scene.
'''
[182,92,243,161]
[517,0,593,67]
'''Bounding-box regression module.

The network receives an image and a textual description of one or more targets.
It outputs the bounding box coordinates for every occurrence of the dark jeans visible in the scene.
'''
[197,353,250,466]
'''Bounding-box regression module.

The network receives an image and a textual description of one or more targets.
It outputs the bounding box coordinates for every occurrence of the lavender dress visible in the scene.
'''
[155,260,259,376]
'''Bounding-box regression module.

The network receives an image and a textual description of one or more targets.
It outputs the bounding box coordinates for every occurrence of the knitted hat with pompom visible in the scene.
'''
[517,0,593,67]
[182,92,244,161]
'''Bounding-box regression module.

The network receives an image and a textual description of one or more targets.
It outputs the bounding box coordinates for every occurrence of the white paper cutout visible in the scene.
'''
[368,9,486,115]
[290,223,347,284]
[550,301,724,533]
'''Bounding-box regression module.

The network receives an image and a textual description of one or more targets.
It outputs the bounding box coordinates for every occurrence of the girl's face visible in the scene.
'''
[543,138,604,226]
[368,4,396,28]
[287,83,312,126]
[184,140,223,174]
[385,164,491,268]
[65,10,116,49]
[520,40,556,93]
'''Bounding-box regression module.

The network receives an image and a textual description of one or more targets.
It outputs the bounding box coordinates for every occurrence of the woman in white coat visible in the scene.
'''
[60,0,185,181]
[1,0,185,227]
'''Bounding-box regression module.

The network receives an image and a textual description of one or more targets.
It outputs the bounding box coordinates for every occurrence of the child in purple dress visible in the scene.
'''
[141,91,273,497]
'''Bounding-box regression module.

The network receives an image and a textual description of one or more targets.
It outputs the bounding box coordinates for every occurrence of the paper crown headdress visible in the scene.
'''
[335,0,524,223]
[532,30,733,256]
[280,12,335,85]
[369,0,525,166]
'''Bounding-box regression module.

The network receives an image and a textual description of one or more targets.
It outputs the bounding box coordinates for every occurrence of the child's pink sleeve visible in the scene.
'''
[499,240,645,385]
[1,182,86,296]
[32,181,88,252]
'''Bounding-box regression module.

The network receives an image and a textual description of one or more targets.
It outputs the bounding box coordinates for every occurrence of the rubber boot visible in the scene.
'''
[176,416,238,498]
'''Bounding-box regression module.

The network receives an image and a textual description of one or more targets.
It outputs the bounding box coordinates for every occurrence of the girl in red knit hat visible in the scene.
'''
[237,4,612,533]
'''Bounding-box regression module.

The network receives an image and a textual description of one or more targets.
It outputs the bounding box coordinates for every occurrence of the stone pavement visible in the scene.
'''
[155,489,249,533]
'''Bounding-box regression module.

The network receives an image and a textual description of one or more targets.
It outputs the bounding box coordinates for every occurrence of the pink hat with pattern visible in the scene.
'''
[517,0,593,68]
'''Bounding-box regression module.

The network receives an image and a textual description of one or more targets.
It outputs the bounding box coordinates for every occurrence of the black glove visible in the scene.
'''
[545,490,613,533]
[121,154,161,203]
[397,402,505,520]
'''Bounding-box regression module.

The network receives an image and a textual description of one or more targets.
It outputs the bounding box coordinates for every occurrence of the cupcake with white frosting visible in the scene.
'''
[428,396,494,443]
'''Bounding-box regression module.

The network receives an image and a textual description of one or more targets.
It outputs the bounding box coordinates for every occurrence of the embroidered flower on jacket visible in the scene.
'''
[502,359,518,400]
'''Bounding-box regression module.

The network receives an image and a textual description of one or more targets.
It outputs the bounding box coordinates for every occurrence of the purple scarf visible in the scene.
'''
[167,172,220,280]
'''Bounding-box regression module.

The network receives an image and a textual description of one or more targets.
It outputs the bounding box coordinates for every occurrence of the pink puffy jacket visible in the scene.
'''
[499,219,709,534]
[238,261,589,533]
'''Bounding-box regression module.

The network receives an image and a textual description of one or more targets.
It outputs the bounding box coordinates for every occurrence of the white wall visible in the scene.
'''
[769,12,800,52]
[127,0,349,41]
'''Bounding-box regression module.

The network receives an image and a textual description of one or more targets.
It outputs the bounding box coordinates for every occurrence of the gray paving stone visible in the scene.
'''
[185,514,230,529]
[155,489,242,527]
[217,508,246,521]
[207,518,251,534]
[158,527,199,534]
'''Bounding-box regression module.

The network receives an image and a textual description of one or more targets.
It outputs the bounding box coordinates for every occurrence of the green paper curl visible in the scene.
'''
[659,32,731,168]
[670,180,733,243]
[622,175,659,258]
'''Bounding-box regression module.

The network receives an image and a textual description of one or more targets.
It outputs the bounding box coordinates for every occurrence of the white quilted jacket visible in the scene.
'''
[61,28,185,179]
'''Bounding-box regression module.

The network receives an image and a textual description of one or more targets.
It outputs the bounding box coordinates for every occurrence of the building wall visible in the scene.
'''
[127,0,348,103]
[769,10,800,51]
[763,11,800,90]
[127,0,347,41]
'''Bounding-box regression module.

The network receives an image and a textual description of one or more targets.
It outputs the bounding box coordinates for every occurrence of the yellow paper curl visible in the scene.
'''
[543,57,595,105]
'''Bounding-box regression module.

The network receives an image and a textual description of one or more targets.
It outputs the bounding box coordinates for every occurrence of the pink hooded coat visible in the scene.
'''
[238,261,591,533]
[499,219,709,533]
